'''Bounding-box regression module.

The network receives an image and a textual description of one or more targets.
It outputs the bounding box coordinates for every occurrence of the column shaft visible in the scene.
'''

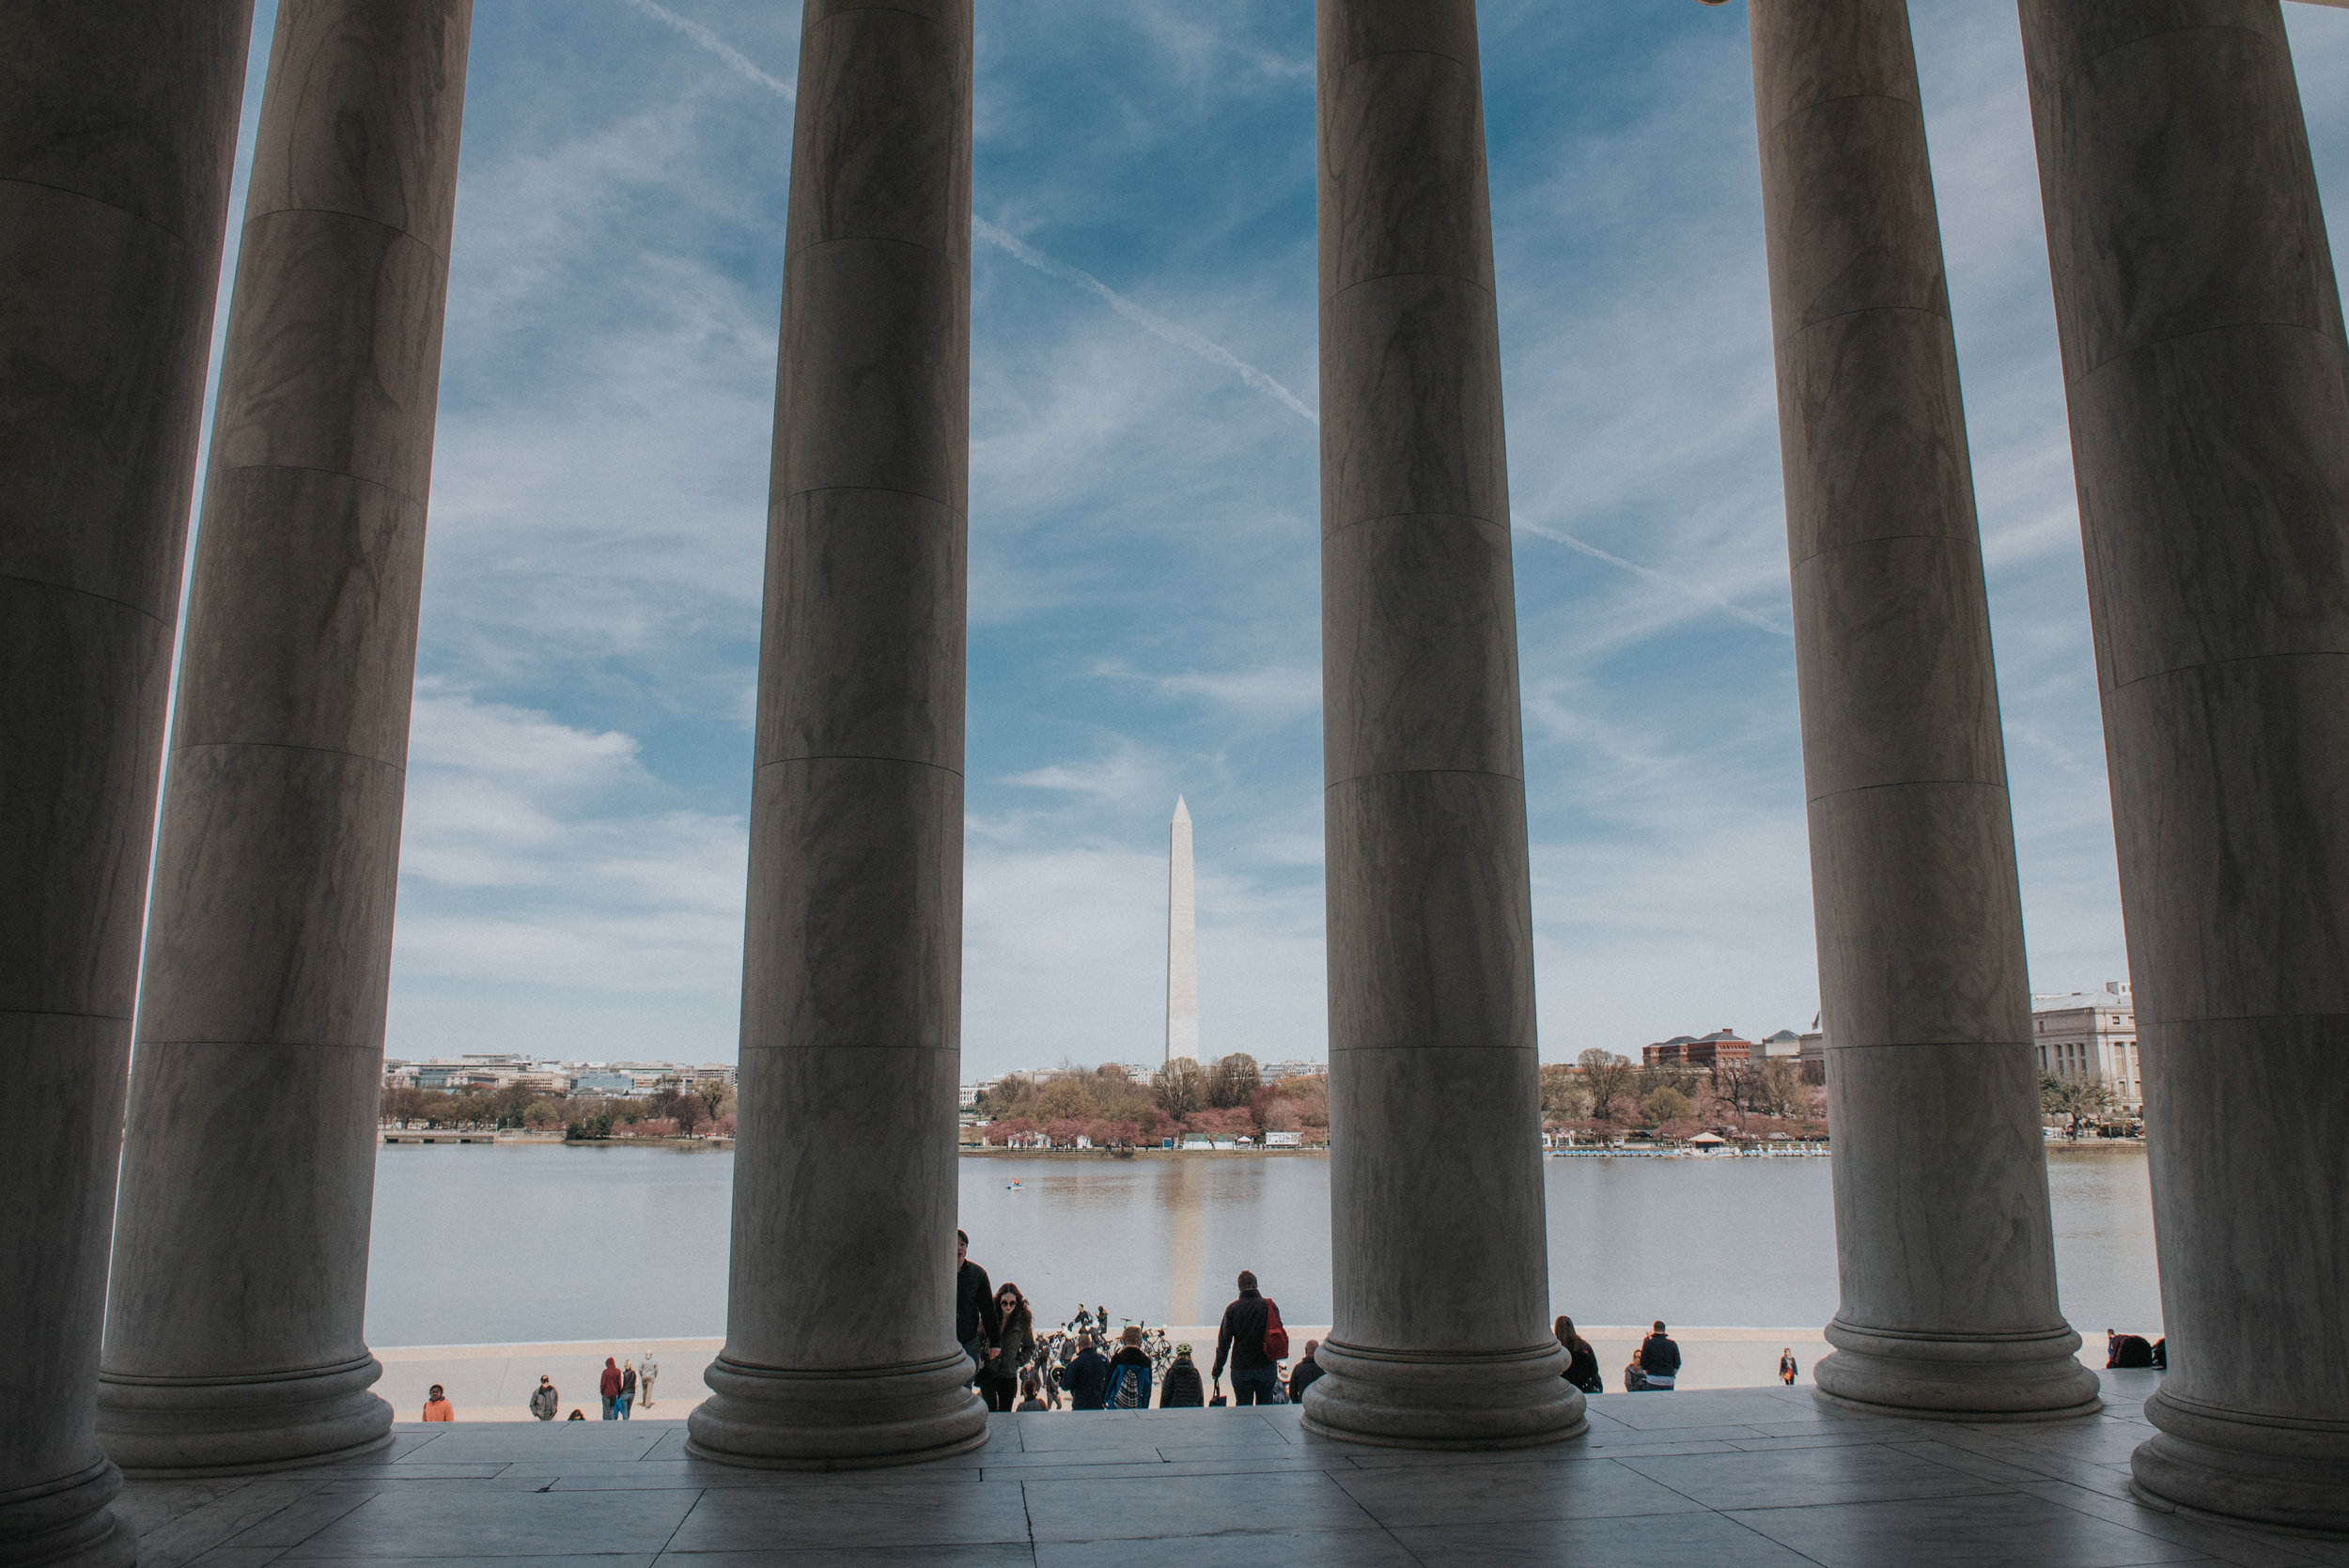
[94,0,472,1477]
[0,7,256,1563]
[1308,0,1583,1450]
[2018,0,2349,1529]
[1750,0,2099,1421]
[684,0,983,1469]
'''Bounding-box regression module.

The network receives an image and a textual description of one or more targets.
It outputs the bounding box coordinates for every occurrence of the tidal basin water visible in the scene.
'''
[364,1145,2161,1347]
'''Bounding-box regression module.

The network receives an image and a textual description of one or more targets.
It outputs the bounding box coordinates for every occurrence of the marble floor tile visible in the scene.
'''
[224,1490,382,1550]
[132,1481,334,1568]
[1032,1525,1416,1567]
[1393,1506,1822,1566]
[1615,1442,2010,1511]
[188,1550,292,1568]
[1331,1453,1709,1529]
[662,1480,1032,1553]
[1009,1413,1288,1453]
[280,1488,697,1558]
[1019,1469,1377,1544]
[1726,1491,2215,1568]
[1589,1393,1842,1432]
[107,1387,2336,1568]
[659,1548,1034,1568]
[2014,1482,2332,1568]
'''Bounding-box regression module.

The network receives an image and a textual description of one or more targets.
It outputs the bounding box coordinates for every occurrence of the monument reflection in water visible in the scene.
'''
[364,1145,2161,1349]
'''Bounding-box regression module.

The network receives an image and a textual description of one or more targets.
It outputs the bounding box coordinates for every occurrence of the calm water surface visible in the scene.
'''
[364,1145,2159,1345]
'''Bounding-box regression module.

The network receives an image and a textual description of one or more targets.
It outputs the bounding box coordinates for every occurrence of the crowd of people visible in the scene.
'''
[957,1231,1323,1410]
[417,1240,1759,1422]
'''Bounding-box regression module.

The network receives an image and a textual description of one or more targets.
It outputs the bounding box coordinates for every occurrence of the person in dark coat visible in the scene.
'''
[1287,1339,1326,1403]
[1104,1327,1154,1409]
[977,1282,1034,1414]
[1064,1333,1112,1410]
[956,1230,1003,1384]
[1638,1321,1681,1391]
[1555,1315,1603,1394]
[1159,1344,1206,1407]
[1212,1270,1281,1406]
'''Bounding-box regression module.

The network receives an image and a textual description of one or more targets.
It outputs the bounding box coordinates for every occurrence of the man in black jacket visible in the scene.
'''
[956,1230,1002,1384]
[1063,1332,1112,1410]
[1213,1270,1280,1405]
[1639,1320,1681,1391]
[1287,1339,1325,1403]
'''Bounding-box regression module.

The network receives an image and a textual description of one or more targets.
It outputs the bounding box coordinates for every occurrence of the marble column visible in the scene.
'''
[2018,0,2349,1529]
[0,8,256,1563]
[684,0,984,1469]
[1307,0,1583,1451]
[93,0,472,1478]
[1750,0,2099,1421]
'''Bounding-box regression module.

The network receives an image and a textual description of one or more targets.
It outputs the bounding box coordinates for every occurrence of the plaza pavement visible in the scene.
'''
[114,1371,2348,1567]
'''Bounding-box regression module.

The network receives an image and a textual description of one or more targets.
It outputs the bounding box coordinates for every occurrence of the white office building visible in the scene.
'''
[2031,982,2142,1113]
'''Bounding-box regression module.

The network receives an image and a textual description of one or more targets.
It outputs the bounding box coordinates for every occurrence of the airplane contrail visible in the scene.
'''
[618,0,796,101]
[972,218,1317,427]
[609,0,1313,427]
[1517,520,1792,637]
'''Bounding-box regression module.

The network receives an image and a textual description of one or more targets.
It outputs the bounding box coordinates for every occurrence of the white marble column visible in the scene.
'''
[1306,0,1584,1451]
[94,0,471,1478]
[1750,0,2099,1421]
[2019,0,2349,1529]
[0,7,256,1562]
[684,0,984,1469]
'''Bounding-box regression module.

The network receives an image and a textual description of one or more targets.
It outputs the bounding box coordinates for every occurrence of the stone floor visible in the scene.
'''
[117,1373,2347,1567]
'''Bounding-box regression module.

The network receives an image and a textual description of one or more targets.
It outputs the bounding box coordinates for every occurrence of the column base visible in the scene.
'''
[97,1354,395,1476]
[2130,1386,2349,1535]
[0,1457,136,1568]
[1299,1338,1587,1450]
[684,1349,988,1470]
[1812,1318,2102,1421]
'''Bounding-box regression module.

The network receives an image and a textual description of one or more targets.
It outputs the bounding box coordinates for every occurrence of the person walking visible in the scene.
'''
[618,1359,637,1420]
[1064,1332,1112,1410]
[1555,1315,1604,1394]
[955,1230,1003,1386]
[1159,1343,1206,1408]
[1779,1347,1799,1386]
[529,1375,560,1421]
[1015,1371,1050,1412]
[1211,1269,1285,1406]
[639,1350,659,1408]
[422,1385,455,1422]
[1104,1327,1154,1410]
[977,1282,1034,1414]
[1639,1321,1681,1391]
[1288,1339,1326,1403]
[599,1357,623,1419]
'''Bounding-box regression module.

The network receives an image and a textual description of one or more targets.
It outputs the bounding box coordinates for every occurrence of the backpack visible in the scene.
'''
[1106,1362,1151,1409]
[1262,1298,1290,1361]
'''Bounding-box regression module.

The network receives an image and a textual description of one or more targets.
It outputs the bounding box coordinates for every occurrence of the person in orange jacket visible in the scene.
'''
[422,1385,455,1421]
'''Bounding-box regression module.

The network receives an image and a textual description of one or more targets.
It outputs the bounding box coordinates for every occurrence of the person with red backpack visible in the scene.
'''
[1212,1269,1289,1406]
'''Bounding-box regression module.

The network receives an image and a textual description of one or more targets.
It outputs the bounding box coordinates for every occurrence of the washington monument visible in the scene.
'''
[1166,797,1198,1063]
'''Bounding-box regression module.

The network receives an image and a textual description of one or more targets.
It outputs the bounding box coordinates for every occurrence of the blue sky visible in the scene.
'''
[193,1,2349,1077]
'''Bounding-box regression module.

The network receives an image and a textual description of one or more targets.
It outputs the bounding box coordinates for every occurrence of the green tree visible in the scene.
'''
[1641,1085,1694,1126]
